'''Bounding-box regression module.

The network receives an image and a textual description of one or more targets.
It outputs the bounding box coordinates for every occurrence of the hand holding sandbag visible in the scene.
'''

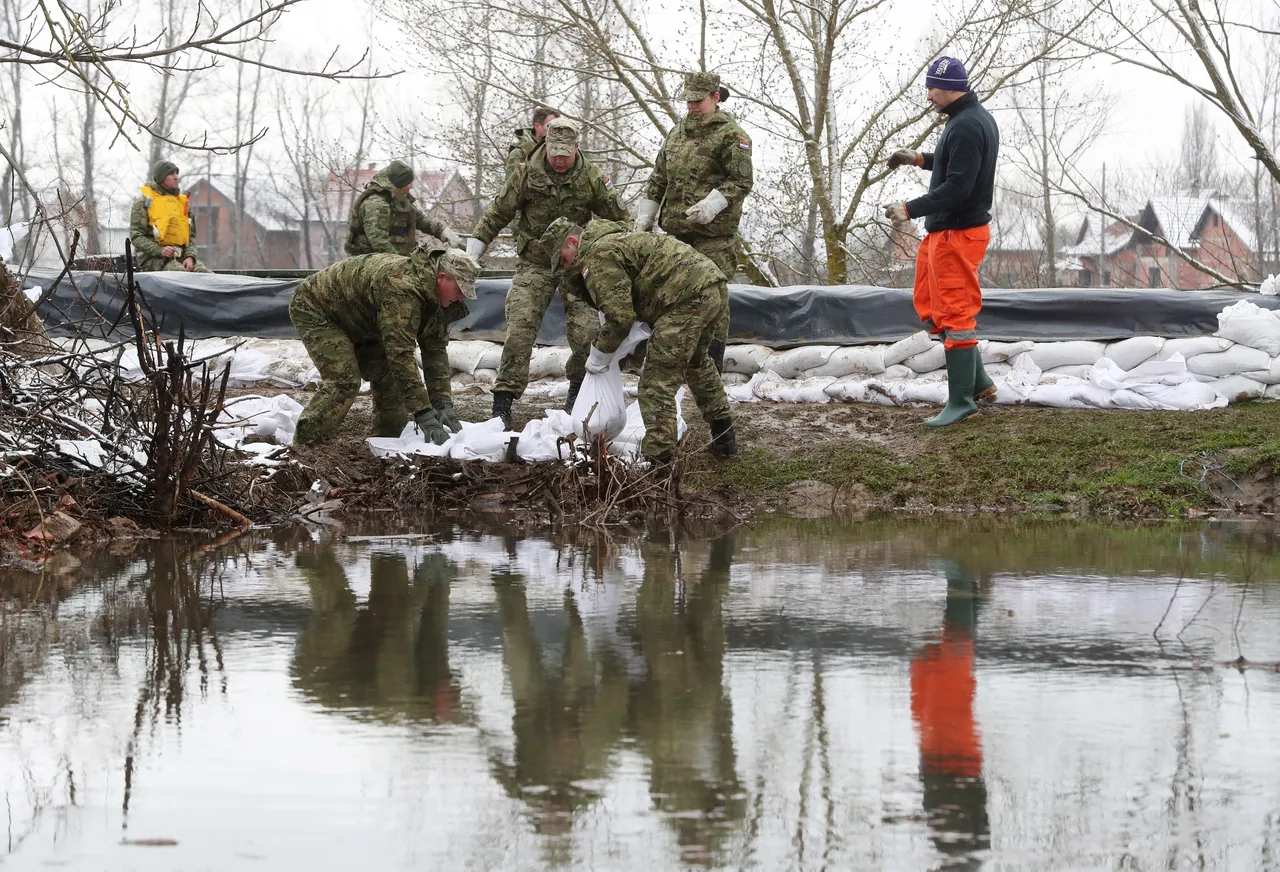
[431,396,462,432]
[413,407,449,445]
[585,345,611,375]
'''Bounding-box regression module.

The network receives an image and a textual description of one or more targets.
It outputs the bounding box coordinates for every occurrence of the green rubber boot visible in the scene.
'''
[925,347,981,428]
[973,354,997,402]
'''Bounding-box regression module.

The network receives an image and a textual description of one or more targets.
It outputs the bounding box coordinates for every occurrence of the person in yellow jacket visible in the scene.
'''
[128,160,210,272]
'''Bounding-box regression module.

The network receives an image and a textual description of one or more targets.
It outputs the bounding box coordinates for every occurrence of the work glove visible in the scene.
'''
[883,202,910,223]
[412,407,449,445]
[684,189,729,225]
[465,237,486,260]
[633,197,660,232]
[442,227,464,249]
[887,148,921,169]
[431,395,462,432]
[585,345,612,375]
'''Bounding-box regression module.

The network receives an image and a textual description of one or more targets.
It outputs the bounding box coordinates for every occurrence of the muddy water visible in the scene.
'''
[2,519,1280,870]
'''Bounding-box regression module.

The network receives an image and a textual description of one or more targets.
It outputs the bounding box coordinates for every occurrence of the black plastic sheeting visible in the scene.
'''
[26,268,1280,347]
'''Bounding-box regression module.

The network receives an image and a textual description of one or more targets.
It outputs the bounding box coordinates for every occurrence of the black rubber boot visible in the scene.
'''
[708,339,726,374]
[563,377,583,413]
[643,451,674,481]
[925,347,981,428]
[973,354,997,402]
[708,418,738,457]
[492,390,515,431]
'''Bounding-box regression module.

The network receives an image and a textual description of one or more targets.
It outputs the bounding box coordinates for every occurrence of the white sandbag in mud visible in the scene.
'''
[1104,336,1165,370]
[1215,300,1280,355]
[763,346,837,379]
[981,340,1034,363]
[528,347,571,379]
[723,344,773,375]
[891,380,949,405]
[1184,345,1270,377]
[883,331,935,366]
[725,377,761,403]
[823,376,897,406]
[1025,340,1106,370]
[1156,336,1234,360]
[803,345,887,378]
[752,373,836,403]
[1045,365,1094,379]
[985,362,1013,379]
[721,372,750,386]
[448,340,499,374]
[1204,375,1266,402]
[1266,383,1280,400]
[1240,357,1280,385]
[904,344,946,374]
[882,364,915,380]
[472,368,498,385]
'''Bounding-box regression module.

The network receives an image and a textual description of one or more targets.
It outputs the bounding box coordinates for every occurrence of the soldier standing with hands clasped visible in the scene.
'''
[636,71,753,372]
[884,56,1000,428]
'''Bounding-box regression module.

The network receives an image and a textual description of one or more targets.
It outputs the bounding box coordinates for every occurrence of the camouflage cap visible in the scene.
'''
[386,159,415,188]
[538,217,584,265]
[681,71,730,102]
[438,248,479,299]
[544,117,580,158]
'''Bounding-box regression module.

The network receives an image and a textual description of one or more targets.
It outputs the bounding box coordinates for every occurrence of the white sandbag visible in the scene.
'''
[726,376,761,403]
[803,345,887,378]
[890,380,948,405]
[1214,300,1280,355]
[985,362,1012,379]
[1045,365,1093,379]
[447,419,515,462]
[981,340,1034,363]
[610,388,686,458]
[904,344,946,374]
[1205,375,1265,402]
[1240,357,1280,385]
[515,411,579,462]
[472,368,498,385]
[1184,345,1270,377]
[1261,275,1279,296]
[1025,340,1106,370]
[1265,383,1280,400]
[883,331,935,366]
[1089,355,1194,390]
[451,373,475,386]
[756,376,835,404]
[1104,336,1165,371]
[823,376,897,406]
[529,347,571,379]
[882,364,915,380]
[723,344,773,375]
[763,346,837,379]
[996,353,1043,404]
[475,345,504,372]
[571,323,650,439]
[721,372,750,386]
[1156,336,1233,361]
[448,340,498,374]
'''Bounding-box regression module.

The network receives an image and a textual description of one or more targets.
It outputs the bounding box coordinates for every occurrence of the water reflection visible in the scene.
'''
[1,519,1279,870]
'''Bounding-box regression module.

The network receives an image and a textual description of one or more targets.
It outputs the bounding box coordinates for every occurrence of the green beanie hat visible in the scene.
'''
[386,160,415,188]
[151,160,180,189]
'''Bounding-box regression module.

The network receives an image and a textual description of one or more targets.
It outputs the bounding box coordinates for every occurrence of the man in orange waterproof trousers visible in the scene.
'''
[884,56,1001,427]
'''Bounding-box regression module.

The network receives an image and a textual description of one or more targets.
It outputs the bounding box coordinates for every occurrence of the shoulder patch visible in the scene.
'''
[737,139,751,150]
[582,266,590,279]
[604,177,613,190]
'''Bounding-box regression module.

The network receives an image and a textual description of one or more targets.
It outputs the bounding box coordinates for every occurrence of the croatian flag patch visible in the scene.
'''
[582,267,590,279]
[604,177,613,189]
[737,140,751,150]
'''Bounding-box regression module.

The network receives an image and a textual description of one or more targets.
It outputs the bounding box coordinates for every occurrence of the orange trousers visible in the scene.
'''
[912,226,990,350]
[910,629,982,778]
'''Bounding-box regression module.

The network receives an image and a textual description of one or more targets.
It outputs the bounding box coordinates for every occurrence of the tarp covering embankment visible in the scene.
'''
[25,268,1280,346]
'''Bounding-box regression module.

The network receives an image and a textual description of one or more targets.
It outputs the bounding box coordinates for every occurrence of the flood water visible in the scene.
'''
[3,519,1280,871]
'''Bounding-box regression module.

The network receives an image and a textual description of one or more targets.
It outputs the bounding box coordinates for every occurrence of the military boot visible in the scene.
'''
[708,418,738,457]
[925,347,981,428]
[708,339,726,374]
[564,376,583,413]
[973,354,997,402]
[492,390,515,431]
[643,451,674,482]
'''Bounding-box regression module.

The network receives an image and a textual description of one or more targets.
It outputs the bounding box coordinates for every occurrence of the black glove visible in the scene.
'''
[431,396,462,432]
[887,148,920,169]
[707,339,726,374]
[413,407,449,445]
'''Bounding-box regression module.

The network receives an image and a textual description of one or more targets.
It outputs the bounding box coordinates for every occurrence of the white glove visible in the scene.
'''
[465,237,486,260]
[585,345,612,374]
[684,189,729,225]
[633,198,660,232]
[442,227,464,248]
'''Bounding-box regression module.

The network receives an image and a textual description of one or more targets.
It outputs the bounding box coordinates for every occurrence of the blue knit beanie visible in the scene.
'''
[925,56,969,91]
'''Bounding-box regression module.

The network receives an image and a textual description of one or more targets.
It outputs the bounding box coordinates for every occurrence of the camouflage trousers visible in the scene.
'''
[495,260,598,397]
[675,234,736,344]
[289,291,417,445]
[138,255,212,274]
[639,280,732,458]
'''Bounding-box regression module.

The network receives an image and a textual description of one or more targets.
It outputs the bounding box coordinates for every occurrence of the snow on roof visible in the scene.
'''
[1061,214,1132,258]
[1144,195,1213,249]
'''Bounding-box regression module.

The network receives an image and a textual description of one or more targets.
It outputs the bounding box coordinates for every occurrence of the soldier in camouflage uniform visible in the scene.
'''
[467,117,629,428]
[345,160,464,257]
[636,71,754,372]
[128,160,211,273]
[540,217,737,468]
[289,245,478,446]
[503,106,560,180]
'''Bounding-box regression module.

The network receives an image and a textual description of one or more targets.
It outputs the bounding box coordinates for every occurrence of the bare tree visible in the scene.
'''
[1180,101,1220,193]
[0,0,30,224]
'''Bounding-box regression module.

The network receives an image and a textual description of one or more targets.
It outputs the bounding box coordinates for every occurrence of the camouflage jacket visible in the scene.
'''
[473,146,629,267]
[561,220,725,354]
[503,128,539,180]
[292,249,463,411]
[345,169,449,257]
[128,190,198,270]
[643,110,753,240]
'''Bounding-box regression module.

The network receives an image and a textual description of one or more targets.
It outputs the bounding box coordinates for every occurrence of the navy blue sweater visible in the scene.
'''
[905,92,999,232]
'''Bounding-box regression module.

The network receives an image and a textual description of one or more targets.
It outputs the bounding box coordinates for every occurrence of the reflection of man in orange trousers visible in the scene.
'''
[885,55,1000,428]
[910,561,989,870]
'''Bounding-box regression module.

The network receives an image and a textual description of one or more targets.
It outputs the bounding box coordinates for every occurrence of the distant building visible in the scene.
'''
[185,179,303,270]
